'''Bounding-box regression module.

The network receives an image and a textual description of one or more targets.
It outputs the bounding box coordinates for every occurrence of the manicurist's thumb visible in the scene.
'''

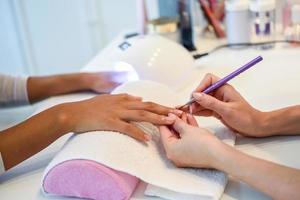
[171,114,190,135]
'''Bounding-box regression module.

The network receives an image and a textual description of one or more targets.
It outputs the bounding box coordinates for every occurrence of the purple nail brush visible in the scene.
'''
[181,56,263,108]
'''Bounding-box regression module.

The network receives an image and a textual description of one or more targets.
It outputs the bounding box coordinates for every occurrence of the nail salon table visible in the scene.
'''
[1,36,300,200]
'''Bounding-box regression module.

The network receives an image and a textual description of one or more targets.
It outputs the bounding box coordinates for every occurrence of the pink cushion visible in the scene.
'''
[43,159,139,200]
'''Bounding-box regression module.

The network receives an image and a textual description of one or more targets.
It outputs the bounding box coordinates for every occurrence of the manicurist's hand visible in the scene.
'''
[63,94,182,142]
[159,113,224,168]
[160,114,300,200]
[182,73,267,137]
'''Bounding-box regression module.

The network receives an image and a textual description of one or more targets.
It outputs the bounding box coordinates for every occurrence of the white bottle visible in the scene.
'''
[250,0,276,49]
[225,0,251,45]
[291,4,300,41]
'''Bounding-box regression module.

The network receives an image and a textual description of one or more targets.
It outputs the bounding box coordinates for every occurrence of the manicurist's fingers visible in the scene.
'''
[171,114,189,135]
[192,93,228,116]
[187,114,199,127]
[193,109,214,117]
[181,112,188,123]
[194,73,221,93]
[159,125,178,149]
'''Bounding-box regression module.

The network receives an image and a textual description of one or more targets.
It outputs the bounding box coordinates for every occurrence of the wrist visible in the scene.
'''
[52,103,76,135]
[78,73,96,91]
[258,111,277,137]
[212,143,239,172]
[206,140,229,170]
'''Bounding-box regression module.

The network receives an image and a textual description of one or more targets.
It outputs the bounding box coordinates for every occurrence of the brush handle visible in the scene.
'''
[182,56,263,107]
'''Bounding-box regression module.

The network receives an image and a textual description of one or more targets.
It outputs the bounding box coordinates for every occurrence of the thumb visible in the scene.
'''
[171,114,190,136]
[192,93,227,116]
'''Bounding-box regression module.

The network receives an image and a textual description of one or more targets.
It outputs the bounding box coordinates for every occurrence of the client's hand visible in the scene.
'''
[27,72,129,103]
[182,73,267,137]
[63,94,182,142]
[159,113,224,168]
[81,71,130,94]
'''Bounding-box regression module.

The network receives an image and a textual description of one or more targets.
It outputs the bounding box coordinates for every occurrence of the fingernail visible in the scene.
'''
[168,113,177,119]
[162,114,176,123]
[144,134,152,141]
[132,95,142,100]
[173,109,183,115]
[193,93,203,100]
[189,106,192,114]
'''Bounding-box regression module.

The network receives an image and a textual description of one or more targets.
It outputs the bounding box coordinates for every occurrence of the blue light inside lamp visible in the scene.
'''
[112,61,140,82]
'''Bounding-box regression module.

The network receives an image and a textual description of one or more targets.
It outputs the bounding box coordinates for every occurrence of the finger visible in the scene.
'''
[194,109,214,117]
[169,125,181,138]
[181,112,187,123]
[171,114,190,136]
[177,104,189,112]
[194,73,221,93]
[187,114,199,127]
[127,101,183,116]
[159,126,178,144]
[190,101,212,114]
[109,71,131,83]
[189,104,195,114]
[192,93,228,116]
[159,125,179,156]
[116,93,143,101]
[115,120,149,142]
[123,110,177,125]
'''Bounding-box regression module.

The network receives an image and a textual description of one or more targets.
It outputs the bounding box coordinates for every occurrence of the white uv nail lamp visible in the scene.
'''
[105,35,195,91]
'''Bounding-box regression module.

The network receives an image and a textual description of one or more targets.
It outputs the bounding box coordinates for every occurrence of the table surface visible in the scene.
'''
[1,35,300,200]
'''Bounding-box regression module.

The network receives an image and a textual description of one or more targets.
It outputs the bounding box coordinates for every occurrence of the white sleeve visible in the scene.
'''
[0,74,29,107]
[0,152,5,175]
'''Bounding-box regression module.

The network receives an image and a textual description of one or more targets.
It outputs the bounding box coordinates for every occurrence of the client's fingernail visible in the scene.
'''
[144,134,152,141]
[173,109,183,115]
[132,95,142,100]
[193,93,203,100]
[162,114,176,123]
[168,113,177,119]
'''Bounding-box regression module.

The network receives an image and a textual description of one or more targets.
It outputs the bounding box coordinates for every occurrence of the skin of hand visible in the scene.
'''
[181,73,267,137]
[0,93,182,170]
[80,72,130,94]
[160,113,300,200]
[27,72,129,103]
[159,113,223,168]
[63,93,183,141]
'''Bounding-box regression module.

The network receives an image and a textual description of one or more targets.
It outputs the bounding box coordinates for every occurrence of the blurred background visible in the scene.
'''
[0,0,298,76]
[0,0,185,76]
[0,0,299,129]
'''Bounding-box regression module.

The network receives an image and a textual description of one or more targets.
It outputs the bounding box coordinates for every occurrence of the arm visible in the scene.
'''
[183,73,300,137]
[160,114,300,200]
[0,94,182,171]
[261,106,300,136]
[216,143,300,200]
[0,104,70,170]
[27,72,128,103]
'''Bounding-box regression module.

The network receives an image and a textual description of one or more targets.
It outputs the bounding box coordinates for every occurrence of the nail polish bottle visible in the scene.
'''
[178,0,197,51]
[250,0,276,49]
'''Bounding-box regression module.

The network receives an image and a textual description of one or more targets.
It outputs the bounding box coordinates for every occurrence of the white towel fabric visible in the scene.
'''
[42,80,236,200]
